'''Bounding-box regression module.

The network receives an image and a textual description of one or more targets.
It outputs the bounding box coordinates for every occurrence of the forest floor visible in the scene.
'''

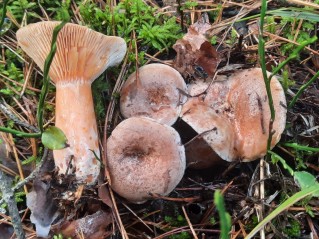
[0,0,319,238]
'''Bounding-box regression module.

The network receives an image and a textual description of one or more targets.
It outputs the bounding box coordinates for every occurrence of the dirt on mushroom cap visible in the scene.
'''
[106,117,186,203]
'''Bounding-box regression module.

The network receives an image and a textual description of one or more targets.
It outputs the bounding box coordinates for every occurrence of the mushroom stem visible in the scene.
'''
[54,81,100,184]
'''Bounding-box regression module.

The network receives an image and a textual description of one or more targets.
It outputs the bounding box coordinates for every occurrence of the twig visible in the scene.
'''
[0,101,39,133]
[182,205,199,239]
[13,148,49,191]
[259,158,265,239]
[102,53,129,239]
[8,134,28,194]
[0,148,49,206]
[0,169,25,239]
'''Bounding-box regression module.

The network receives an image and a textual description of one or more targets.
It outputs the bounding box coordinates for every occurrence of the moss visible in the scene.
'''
[283,219,301,238]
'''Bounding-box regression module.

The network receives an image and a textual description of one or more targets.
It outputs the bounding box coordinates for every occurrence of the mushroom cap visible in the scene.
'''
[182,97,237,162]
[120,63,187,125]
[227,68,286,160]
[17,21,127,84]
[106,117,186,203]
[181,68,287,163]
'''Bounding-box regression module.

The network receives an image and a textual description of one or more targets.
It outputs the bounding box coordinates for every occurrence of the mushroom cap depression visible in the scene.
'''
[181,68,287,165]
[120,63,187,125]
[16,21,127,84]
[106,117,186,203]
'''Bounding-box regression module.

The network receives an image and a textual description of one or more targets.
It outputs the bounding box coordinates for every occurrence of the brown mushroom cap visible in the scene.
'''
[227,68,286,160]
[120,63,187,125]
[182,99,237,163]
[181,68,286,165]
[16,21,126,84]
[106,117,186,203]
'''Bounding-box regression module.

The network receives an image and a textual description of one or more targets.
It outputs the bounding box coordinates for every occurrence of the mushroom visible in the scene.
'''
[17,21,127,183]
[181,68,286,168]
[120,63,187,125]
[106,117,186,203]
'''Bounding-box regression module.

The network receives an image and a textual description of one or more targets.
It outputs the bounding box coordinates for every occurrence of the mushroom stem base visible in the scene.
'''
[54,81,100,184]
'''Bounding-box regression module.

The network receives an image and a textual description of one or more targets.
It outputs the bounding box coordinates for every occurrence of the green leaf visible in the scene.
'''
[294,171,319,197]
[269,8,319,22]
[246,185,319,239]
[41,126,67,150]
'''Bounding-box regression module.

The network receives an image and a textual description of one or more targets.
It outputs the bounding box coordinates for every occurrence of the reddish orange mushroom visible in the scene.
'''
[120,63,187,125]
[181,68,287,168]
[17,21,126,183]
[107,117,186,203]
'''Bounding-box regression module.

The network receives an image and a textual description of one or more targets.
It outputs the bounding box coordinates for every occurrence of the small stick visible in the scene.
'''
[0,101,39,133]
[0,169,25,239]
[182,205,199,239]
[0,148,49,206]
[8,134,28,194]
[259,158,265,239]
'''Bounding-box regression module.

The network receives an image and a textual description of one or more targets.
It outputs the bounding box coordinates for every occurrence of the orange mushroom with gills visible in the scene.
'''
[106,117,186,203]
[120,63,187,126]
[17,21,127,184]
[181,68,287,168]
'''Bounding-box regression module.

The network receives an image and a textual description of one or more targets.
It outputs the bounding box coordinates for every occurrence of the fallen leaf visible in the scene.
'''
[173,13,220,79]
[53,210,113,239]
[26,154,59,238]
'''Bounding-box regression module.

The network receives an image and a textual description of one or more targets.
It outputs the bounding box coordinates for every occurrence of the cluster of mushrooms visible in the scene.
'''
[16,21,287,205]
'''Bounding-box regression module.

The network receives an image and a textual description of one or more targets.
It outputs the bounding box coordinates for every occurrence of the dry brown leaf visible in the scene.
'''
[173,14,220,79]
[53,210,113,239]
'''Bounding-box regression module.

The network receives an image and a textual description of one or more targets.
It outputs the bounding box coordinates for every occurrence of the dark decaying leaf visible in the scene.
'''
[26,154,59,238]
[173,13,220,79]
[0,224,14,239]
[52,210,113,239]
[98,177,113,208]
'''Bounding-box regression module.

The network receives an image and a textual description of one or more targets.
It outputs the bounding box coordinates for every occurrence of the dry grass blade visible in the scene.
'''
[287,0,319,9]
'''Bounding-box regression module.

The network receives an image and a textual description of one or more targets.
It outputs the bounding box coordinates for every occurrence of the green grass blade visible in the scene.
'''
[269,151,294,176]
[288,70,319,108]
[269,8,319,22]
[36,20,68,132]
[283,142,319,152]
[270,37,317,77]
[0,126,41,138]
[245,185,319,239]
[214,190,231,239]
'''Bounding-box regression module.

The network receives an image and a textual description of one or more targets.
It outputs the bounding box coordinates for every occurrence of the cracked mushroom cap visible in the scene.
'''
[16,21,127,83]
[120,63,187,125]
[181,68,286,165]
[106,117,186,203]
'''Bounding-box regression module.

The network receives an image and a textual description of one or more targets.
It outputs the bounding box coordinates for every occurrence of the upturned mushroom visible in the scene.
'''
[181,68,287,168]
[106,117,186,203]
[120,63,187,125]
[17,21,127,183]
